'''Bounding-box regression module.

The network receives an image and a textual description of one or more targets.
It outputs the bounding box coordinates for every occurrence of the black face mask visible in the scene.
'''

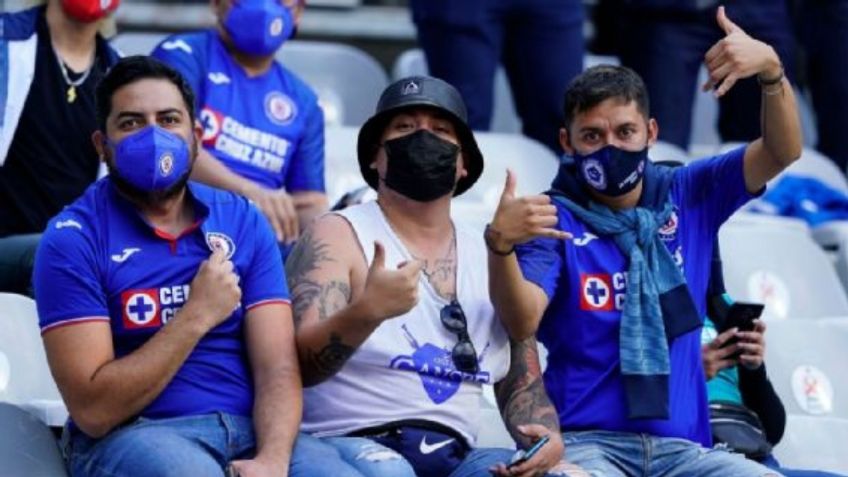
[382,129,460,202]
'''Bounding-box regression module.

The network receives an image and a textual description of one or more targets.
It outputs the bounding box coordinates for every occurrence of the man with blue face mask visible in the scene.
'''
[32,56,315,477]
[486,7,803,476]
[152,0,326,257]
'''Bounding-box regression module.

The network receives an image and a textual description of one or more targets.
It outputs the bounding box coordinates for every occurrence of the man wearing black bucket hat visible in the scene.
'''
[285,76,582,477]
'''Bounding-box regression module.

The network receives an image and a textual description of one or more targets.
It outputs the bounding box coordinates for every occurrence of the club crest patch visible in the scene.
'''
[265,92,297,126]
[206,232,236,260]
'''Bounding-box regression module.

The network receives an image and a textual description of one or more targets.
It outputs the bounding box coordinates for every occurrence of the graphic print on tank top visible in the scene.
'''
[390,324,492,404]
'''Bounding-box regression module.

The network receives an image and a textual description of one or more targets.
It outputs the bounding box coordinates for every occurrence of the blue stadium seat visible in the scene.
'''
[110,32,166,56]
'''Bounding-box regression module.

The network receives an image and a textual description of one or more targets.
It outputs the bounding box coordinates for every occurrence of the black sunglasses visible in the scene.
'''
[440,300,479,374]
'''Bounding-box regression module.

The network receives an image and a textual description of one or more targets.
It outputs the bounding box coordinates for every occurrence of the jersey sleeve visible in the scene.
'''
[675,145,761,233]
[516,233,565,303]
[151,35,205,114]
[284,99,326,193]
[33,216,109,333]
[241,203,290,311]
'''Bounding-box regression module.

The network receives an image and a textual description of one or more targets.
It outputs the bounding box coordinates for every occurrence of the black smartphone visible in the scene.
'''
[507,435,550,469]
[720,302,764,333]
[719,302,764,359]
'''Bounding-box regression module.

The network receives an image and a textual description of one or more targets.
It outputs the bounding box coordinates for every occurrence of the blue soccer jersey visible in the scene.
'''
[152,30,325,192]
[34,179,290,421]
[517,146,756,446]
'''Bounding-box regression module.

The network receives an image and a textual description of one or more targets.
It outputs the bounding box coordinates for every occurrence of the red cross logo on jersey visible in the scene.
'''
[121,289,161,329]
[580,274,614,311]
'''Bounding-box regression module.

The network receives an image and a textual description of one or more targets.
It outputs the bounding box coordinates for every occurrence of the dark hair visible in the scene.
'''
[562,65,650,129]
[96,56,196,132]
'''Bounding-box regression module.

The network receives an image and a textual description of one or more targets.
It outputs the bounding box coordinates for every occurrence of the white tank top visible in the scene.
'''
[301,201,511,446]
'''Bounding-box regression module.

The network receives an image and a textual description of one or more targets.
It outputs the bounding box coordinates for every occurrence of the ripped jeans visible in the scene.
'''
[291,432,546,477]
[561,430,785,477]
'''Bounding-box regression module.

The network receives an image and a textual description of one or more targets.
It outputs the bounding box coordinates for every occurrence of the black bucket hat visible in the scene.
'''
[357,76,484,196]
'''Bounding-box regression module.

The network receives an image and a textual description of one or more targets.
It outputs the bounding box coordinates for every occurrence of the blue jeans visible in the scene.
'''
[293,433,571,477]
[0,233,38,296]
[64,413,319,477]
[562,430,782,476]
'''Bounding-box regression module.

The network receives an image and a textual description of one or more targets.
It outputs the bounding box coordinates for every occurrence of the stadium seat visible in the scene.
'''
[0,294,61,404]
[111,35,388,128]
[718,213,848,321]
[110,32,165,56]
[276,41,388,127]
[0,402,68,477]
[649,141,690,164]
[463,131,560,209]
[719,144,848,195]
[773,414,848,474]
[762,319,848,419]
[390,49,522,134]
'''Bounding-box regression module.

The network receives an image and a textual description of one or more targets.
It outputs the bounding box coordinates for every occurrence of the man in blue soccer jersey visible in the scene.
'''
[33,57,305,477]
[152,0,326,250]
[486,7,802,475]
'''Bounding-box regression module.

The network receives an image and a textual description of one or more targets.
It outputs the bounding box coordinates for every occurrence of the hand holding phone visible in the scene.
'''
[507,435,551,469]
[719,302,764,360]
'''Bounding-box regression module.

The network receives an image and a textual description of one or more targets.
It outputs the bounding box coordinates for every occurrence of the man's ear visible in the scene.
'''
[92,130,106,162]
[559,127,575,155]
[193,118,204,144]
[647,118,659,148]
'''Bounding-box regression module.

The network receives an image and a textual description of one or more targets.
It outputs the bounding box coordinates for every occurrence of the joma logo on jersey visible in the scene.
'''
[121,285,191,330]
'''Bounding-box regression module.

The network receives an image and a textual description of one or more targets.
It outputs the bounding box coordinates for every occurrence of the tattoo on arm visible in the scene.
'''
[286,229,350,327]
[495,337,560,448]
[307,332,355,382]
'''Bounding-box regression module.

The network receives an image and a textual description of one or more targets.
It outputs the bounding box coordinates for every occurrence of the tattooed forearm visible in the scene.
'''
[495,337,560,448]
[306,332,355,383]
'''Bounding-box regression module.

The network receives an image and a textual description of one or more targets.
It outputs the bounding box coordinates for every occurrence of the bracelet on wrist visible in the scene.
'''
[758,66,784,86]
[484,223,515,256]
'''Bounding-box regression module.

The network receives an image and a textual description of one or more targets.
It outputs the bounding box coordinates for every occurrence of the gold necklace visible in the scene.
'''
[53,46,94,104]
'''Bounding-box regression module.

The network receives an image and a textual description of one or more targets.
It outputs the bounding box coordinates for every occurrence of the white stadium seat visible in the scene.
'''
[719,213,848,321]
[0,402,68,477]
[772,414,848,474]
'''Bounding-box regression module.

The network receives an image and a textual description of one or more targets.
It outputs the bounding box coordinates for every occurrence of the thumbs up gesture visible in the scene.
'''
[702,5,783,97]
[358,241,423,322]
[487,169,570,254]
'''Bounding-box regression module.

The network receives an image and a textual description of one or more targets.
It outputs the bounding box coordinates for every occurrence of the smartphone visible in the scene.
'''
[719,302,764,359]
[721,302,764,333]
[507,435,550,469]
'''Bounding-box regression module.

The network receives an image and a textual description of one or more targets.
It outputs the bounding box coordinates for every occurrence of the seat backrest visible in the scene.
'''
[110,32,167,56]
[763,319,848,419]
[771,414,848,474]
[0,293,61,404]
[718,213,848,320]
[649,140,690,164]
[0,402,68,477]
[278,41,388,127]
[459,131,560,209]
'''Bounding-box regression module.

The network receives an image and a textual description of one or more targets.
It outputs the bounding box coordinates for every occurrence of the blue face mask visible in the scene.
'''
[573,144,648,197]
[224,0,294,57]
[110,126,191,193]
